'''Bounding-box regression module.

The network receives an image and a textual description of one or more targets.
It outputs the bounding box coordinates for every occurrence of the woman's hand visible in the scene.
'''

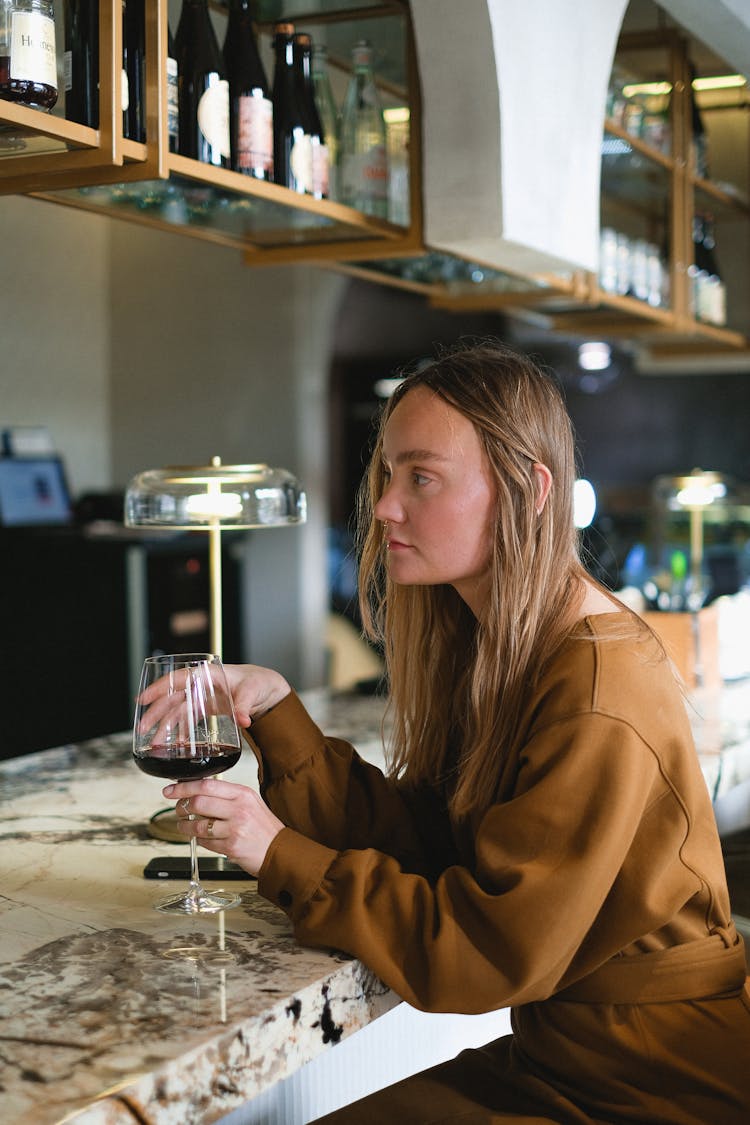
[164,778,284,876]
[222,664,291,728]
[137,663,291,736]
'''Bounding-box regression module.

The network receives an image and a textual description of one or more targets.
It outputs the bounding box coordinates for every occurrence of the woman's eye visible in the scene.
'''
[412,472,430,487]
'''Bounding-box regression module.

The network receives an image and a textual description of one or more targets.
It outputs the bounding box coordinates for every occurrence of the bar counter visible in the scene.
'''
[0,691,397,1125]
[3,681,750,1125]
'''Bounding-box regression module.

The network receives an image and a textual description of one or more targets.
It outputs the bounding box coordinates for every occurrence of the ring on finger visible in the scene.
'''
[179,797,190,814]
[206,819,215,839]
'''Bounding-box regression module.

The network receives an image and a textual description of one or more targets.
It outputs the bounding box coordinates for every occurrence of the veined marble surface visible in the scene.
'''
[0,691,395,1125]
[2,682,749,1125]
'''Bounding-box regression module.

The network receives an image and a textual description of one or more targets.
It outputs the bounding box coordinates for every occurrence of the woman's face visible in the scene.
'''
[374,385,497,616]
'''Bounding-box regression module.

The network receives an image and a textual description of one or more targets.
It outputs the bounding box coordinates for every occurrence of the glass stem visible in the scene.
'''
[188,828,202,900]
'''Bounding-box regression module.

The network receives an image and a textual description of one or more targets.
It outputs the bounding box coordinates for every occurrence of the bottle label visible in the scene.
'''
[63,49,72,94]
[342,144,388,208]
[122,68,129,113]
[167,56,178,141]
[311,139,329,198]
[237,93,273,174]
[198,79,230,160]
[10,12,57,87]
[289,132,313,193]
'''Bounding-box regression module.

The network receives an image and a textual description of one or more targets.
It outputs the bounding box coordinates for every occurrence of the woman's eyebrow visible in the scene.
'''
[392,448,449,465]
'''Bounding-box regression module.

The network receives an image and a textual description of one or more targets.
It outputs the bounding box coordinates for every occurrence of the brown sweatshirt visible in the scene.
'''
[248,611,745,1014]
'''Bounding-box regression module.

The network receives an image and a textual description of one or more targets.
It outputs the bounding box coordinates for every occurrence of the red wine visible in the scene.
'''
[0,0,58,111]
[64,0,99,128]
[223,0,273,179]
[271,21,309,192]
[175,0,229,166]
[134,742,240,780]
[123,0,145,142]
[293,32,328,198]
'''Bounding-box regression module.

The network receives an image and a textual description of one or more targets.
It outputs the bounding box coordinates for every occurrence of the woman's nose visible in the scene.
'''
[374,482,403,524]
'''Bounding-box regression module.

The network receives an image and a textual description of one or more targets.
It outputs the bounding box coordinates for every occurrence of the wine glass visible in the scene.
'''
[133,653,242,915]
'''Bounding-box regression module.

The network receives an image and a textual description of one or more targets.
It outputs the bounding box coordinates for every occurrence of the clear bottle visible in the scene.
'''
[223,0,273,180]
[312,43,338,200]
[293,31,327,198]
[0,0,58,111]
[175,0,229,167]
[271,21,310,193]
[339,40,387,217]
[64,0,97,127]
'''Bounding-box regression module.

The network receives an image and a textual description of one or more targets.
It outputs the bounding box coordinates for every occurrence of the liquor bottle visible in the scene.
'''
[0,0,58,111]
[692,211,725,325]
[293,31,327,198]
[174,0,229,167]
[271,21,310,193]
[123,0,145,142]
[339,40,387,217]
[167,25,178,152]
[63,0,97,127]
[223,0,273,179]
[688,61,709,179]
[312,43,338,199]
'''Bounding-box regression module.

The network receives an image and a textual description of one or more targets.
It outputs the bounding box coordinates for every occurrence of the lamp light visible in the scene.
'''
[654,468,729,607]
[574,478,597,529]
[125,457,306,658]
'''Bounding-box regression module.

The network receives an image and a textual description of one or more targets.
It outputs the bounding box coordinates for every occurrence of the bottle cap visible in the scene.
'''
[274,21,295,39]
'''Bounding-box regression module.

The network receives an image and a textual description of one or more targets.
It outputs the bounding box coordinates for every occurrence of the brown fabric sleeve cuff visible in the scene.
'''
[258,826,338,917]
[243,692,327,782]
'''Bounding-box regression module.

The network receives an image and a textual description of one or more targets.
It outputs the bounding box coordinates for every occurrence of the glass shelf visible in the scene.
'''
[37,158,406,252]
[601,131,672,214]
[0,107,98,161]
[337,251,562,301]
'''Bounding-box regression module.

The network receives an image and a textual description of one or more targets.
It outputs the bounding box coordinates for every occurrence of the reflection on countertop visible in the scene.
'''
[0,690,394,1125]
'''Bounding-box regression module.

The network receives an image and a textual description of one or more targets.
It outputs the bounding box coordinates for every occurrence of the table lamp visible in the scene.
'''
[656,468,728,607]
[124,456,306,658]
[125,457,306,845]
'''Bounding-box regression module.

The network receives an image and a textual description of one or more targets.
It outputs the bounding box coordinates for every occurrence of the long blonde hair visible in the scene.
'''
[357,341,589,820]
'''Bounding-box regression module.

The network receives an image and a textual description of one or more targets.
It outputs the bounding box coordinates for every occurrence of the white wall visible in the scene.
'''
[0,195,345,690]
[108,220,345,686]
[0,195,111,496]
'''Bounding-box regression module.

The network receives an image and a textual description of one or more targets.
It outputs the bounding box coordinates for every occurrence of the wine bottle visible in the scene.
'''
[271,21,310,193]
[174,0,229,167]
[223,0,273,179]
[123,0,145,142]
[0,0,58,111]
[339,40,388,217]
[167,25,178,152]
[293,31,328,198]
[312,43,338,199]
[63,0,97,127]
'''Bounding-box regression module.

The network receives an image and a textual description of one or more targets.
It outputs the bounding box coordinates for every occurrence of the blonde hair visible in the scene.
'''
[357,341,589,820]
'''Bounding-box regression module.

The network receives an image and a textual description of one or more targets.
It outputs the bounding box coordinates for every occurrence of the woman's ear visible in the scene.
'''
[532,462,552,515]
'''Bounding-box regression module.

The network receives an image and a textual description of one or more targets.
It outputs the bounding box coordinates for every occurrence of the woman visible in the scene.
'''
[154,343,750,1122]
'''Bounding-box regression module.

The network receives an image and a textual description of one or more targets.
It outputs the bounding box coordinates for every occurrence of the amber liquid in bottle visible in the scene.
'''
[0,1,58,111]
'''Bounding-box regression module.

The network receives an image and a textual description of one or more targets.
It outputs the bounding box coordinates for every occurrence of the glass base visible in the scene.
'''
[163,944,235,965]
[155,885,241,915]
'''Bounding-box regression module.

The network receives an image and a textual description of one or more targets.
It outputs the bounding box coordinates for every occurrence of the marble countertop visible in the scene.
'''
[0,691,395,1125]
[3,681,749,1125]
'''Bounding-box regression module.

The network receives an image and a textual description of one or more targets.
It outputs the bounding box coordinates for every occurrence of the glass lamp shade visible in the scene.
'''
[653,468,730,512]
[124,463,307,530]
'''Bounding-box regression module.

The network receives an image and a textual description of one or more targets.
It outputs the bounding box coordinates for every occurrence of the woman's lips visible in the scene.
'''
[386,538,411,551]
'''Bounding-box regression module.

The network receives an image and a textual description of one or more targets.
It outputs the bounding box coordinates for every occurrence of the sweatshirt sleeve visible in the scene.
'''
[246,692,459,881]
[256,710,697,1014]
